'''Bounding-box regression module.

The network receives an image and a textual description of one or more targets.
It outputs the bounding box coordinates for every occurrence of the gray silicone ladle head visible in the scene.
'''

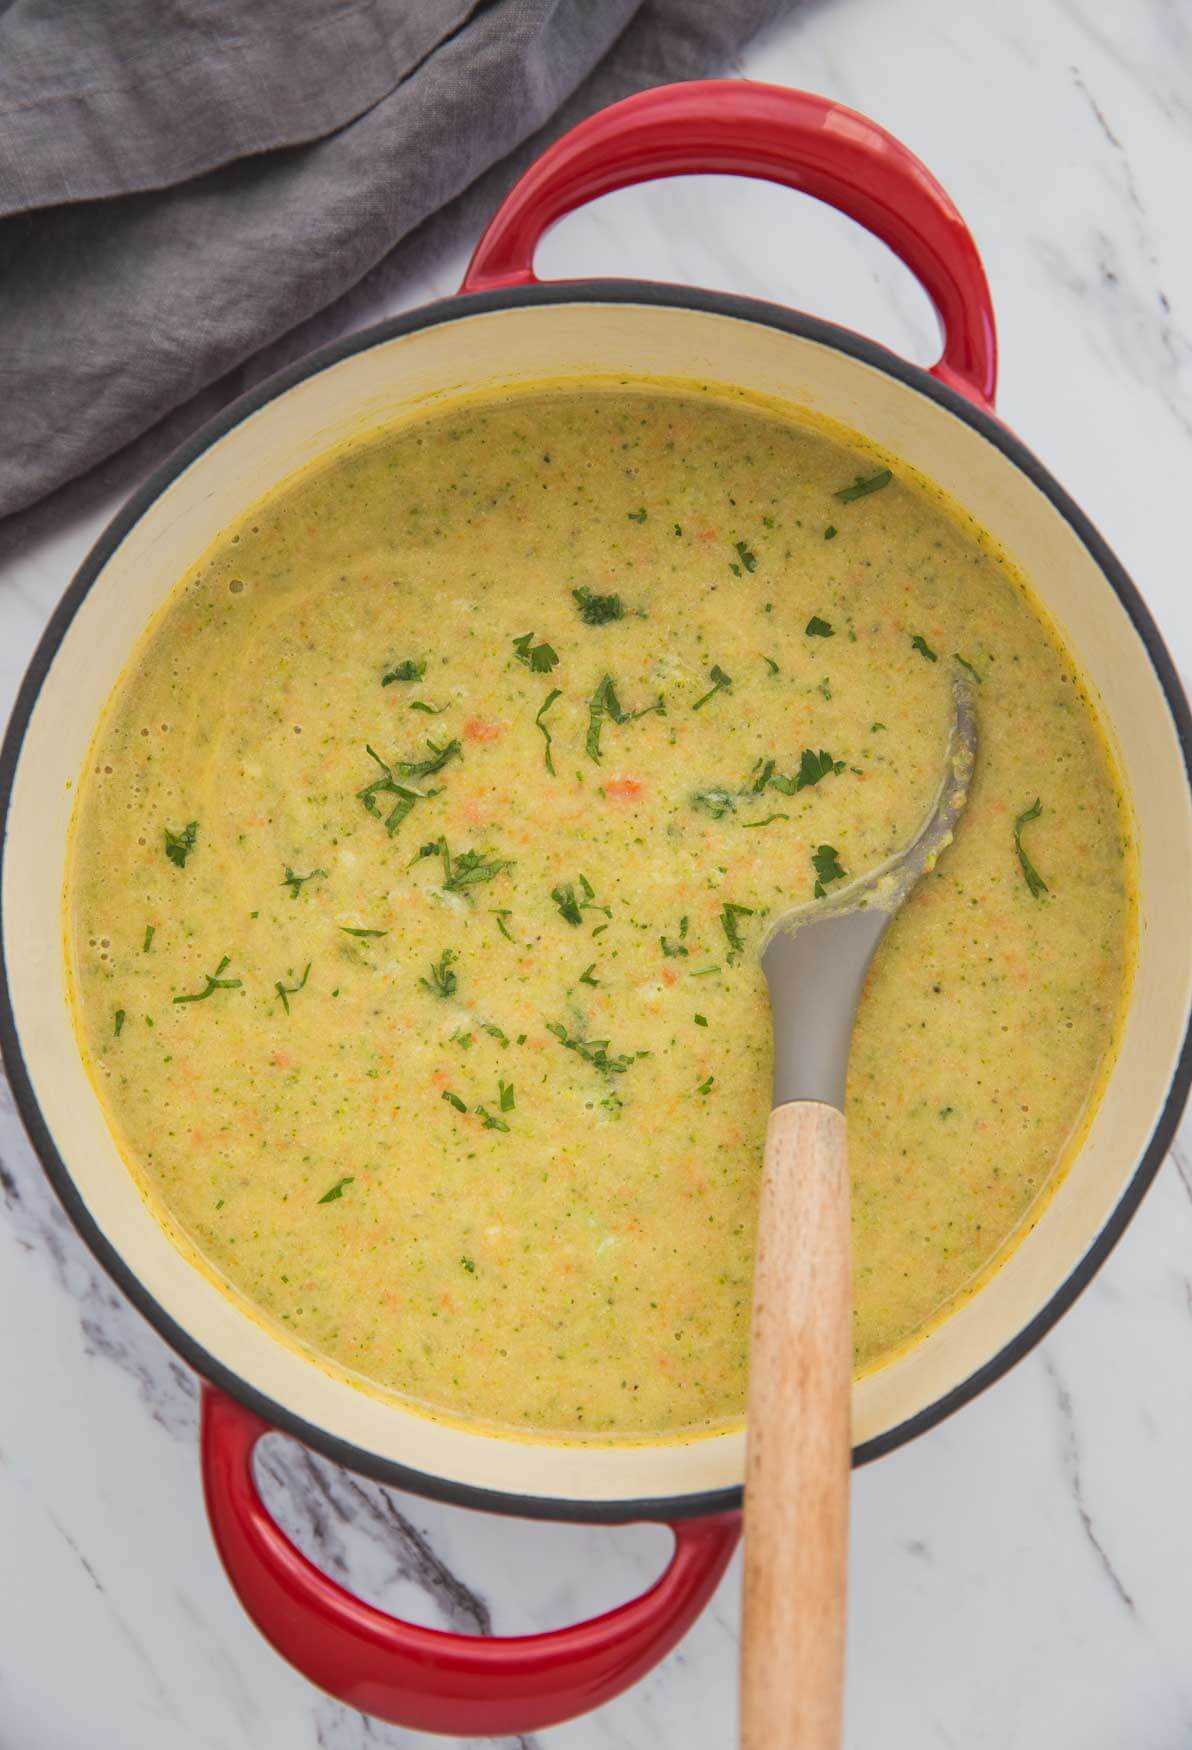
[761,670,978,1110]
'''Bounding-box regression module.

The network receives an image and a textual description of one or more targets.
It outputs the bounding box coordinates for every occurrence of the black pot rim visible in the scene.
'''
[2,280,1190,1527]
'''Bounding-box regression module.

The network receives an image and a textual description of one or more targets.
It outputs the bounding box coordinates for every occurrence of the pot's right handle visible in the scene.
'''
[201,1387,740,1738]
[463,80,997,411]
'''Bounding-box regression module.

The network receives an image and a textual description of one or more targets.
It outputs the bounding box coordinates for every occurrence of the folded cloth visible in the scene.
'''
[0,0,792,519]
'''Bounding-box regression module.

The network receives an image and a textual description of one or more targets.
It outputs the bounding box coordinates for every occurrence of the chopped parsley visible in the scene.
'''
[762,655,780,675]
[578,963,599,986]
[114,1008,125,1037]
[512,632,559,674]
[805,616,834,639]
[382,658,426,685]
[441,1090,468,1112]
[911,633,938,662]
[696,1075,714,1095]
[551,873,611,927]
[481,1021,510,1047]
[274,962,311,1013]
[691,787,736,820]
[586,674,665,762]
[824,525,838,540]
[460,1255,477,1272]
[572,587,625,625]
[812,844,846,897]
[281,864,327,899]
[318,1176,354,1203]
[491,908,515,942]
[499,1079,515,1111]
[661,916,689,958]
[412,836,513,895]
[694,1013,708,1027]
[546,1021,643,1076]
[358,740,458,834]
[409,700,447,714]
[339,925,388,938]
[768,748,846,795]
[419,948,458,999]
[742,813,789,828]
[834,468,892,502]
[955,654,983,682]
[164,821,198,869]
[733,541,758,573]
[142,924,155,953]
[692,665,732,711]
[476,1105,510,1132]
[535,687,562,775]
[720,902,754,959]
[1013,799,1049,897]
[173,956,241,1004]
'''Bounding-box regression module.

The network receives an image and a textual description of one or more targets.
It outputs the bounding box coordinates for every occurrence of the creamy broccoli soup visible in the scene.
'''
[65,384,1133,1438]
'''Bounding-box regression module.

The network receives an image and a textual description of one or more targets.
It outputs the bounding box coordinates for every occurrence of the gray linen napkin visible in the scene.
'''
[0,0,790,520]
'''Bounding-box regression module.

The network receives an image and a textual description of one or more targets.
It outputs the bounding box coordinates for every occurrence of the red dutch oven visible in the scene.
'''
[2,82,1190,1737]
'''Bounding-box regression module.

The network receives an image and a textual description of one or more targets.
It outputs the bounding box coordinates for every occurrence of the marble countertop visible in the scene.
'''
[3,1,1192,1745]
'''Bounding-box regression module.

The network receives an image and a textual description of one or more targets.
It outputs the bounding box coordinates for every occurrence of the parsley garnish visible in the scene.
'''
[1013,799,1049,897]
[762,656,780,675]
[409,700,447,714]
[768,748,846,795]
[499,1079,515,1110]
[696,1075,714,1095]
[572,587,625,625]
[812,844,846,897]
[578,963,599,986]
[824,525,838,540]
[413,836,513,895]
[585,674,664,762]
[692,665,732,711]
[339,925,388,938]
[546,1021,643,1077]
[720,902,754,959]
[835,468,892,502]
[476,1105,511,1132]
[911,634,938,662]
[734,541,758,573]
[142,925,155,953]
[281,864,327,899]
[805,616,834,639]
[442,1090,467,1112]
[460,1255,477,1272]
[661,916,689,958]
[114,1009,125,1037]
[318,1176,353,1203]
[691,787,736,820]
[358,739,459,833]
[491,909,515,942]
[382,658,426,685]
[512,632,559,674]
[627,507,648,523]
[419,948,458,998]
[551,873,610,927]
[742,814,789,828]
[694,1014,708,1027]
[482,1021,510,1047]
[274,963,311,1013]
[535,687,561,775]
[164,821,198,869]
[955,654,983,683]
[174,956,242,1004]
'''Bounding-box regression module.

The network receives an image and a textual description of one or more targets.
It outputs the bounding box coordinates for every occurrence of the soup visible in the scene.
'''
[64,385,1134,1438]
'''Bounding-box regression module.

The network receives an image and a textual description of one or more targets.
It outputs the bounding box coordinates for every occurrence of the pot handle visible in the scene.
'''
[462,80,997,409]
[200,1386,740,1736]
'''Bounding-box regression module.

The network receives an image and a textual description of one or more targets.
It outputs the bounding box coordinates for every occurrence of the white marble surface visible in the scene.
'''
[3,1,1192,1745]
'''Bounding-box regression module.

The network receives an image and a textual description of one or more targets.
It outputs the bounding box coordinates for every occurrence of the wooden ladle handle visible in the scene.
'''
[741,1101,852,1750]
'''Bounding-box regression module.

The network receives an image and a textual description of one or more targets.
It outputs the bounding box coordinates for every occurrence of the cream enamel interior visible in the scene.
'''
[5,300,1190,1508]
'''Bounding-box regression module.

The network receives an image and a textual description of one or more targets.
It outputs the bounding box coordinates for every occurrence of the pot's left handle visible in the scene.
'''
[462,79,996,409]
[201,1387,740,1736]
